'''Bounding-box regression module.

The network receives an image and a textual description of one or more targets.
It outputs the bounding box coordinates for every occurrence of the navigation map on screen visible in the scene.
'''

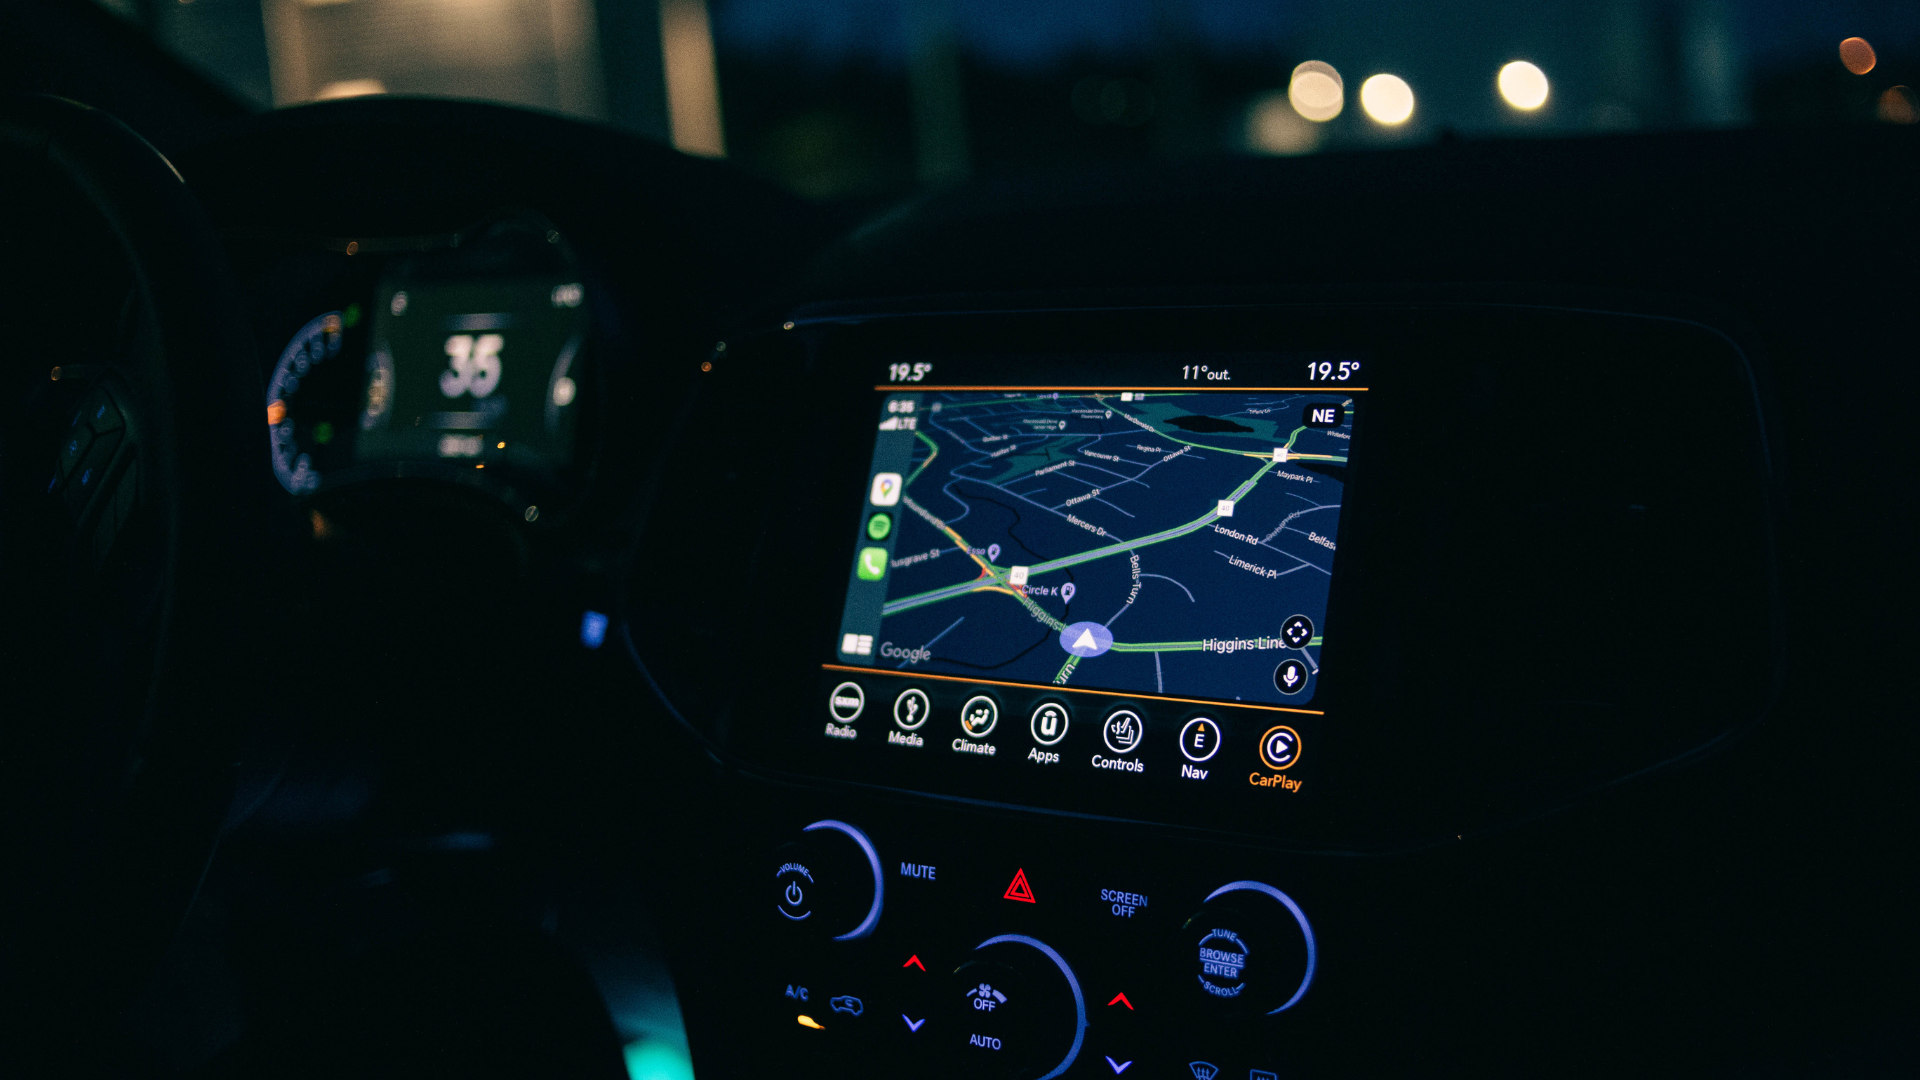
[833,385,1357,706]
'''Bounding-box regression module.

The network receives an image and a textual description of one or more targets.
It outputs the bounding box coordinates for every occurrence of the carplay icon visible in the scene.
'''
[870,472,902,506]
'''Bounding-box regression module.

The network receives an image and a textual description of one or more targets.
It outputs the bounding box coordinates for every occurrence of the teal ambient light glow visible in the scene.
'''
[623,1038,694,1080]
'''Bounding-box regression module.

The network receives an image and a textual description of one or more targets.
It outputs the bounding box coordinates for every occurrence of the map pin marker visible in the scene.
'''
[987,544,1001,562]
[1061,582,1076,605]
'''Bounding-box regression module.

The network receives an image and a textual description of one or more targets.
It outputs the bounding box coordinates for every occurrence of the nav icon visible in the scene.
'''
[869,472,903,506]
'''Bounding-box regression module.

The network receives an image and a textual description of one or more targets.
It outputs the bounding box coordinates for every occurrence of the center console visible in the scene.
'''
[623,297,1779,1076]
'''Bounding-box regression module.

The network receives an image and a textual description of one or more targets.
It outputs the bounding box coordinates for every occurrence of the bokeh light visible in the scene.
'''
[1245,91,1323,155]
[1497,61,1550,110]
[1359,74,1415,125]
[1839,37,1876,75]
[1288,61,1344,122]
[1879,86,1919,125]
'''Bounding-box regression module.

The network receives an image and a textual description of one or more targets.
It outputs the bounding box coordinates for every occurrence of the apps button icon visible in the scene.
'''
[1030,701,1070,746]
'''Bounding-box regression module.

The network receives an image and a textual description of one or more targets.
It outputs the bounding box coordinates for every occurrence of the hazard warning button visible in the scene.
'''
[1004,868,1037,904]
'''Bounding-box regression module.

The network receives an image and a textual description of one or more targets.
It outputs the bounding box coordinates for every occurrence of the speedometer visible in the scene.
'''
[266,308,369,495]
[267,312,341,493]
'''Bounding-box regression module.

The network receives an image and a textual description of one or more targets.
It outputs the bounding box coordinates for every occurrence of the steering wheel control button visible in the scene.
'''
[1101,709,1143,755]
[1279,614,1314,648]
[828,681,865,722]
[959,695,999,739]
[1179,717,1222,764]
[1273,658,1309,695]
[893,688,931,731]
[1030,701,1070,747]
[776,861,815,923]
[1182,882,1317,1016]
[1258,726,1302,772]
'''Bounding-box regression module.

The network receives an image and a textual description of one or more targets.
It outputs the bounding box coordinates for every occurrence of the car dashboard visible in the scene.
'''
[12,96,1916,1078]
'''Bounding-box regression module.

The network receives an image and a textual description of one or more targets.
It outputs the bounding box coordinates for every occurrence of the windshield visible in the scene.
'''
[116,0,1919,201]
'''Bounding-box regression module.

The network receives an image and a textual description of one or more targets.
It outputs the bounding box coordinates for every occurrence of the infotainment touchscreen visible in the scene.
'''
[830,369,1360,711]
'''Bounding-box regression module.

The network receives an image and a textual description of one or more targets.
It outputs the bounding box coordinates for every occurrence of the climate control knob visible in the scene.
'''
[1178,880,1316,1016]
[771,819,884,940]
[945,935,1087,1080]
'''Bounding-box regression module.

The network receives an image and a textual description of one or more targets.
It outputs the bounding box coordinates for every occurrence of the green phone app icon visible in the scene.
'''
[857,547,889,581]
[867,513,892,540]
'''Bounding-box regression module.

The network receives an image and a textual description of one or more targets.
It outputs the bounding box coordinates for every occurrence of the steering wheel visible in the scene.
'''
[0,97,283,1068]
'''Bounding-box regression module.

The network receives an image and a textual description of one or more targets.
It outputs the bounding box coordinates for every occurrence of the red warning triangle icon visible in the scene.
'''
[1003,868,1037,903]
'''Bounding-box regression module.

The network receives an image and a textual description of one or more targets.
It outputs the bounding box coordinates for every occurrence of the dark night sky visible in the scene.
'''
[714,0,1920,69]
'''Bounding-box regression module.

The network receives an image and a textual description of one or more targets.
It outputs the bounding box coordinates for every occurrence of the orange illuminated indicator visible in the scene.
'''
[1840,37,1876,75]
[267,399,287,425]
[797,1015,824,1030]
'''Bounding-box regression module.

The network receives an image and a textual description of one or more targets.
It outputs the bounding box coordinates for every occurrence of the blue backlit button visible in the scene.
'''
[830,995,864,1017]
[894,688,930,730]
[1182,880,1317,1016]
[1030,701,1070,746]
[1188,1063,1219,1080]
[829,681,866,722]
[776,861,815,922]
[959,695,999,739]
[1257,726,1301,772]
[1178,717,1221,763]
[1102,710,1143,755]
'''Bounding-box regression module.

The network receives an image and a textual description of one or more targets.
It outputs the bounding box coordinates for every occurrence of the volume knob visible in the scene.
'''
[771,819,884,940]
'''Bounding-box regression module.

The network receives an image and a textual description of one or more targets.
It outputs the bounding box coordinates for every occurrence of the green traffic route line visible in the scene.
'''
[1052,654,1080,685]
[882,456,1282,619]
[905,429,940,487]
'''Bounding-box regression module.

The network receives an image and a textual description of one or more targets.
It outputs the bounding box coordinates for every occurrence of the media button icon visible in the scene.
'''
[1030,701,1070,746]
[1258,725,1302,771]
[893,688,930,730]
[1280,614,1313,648]
[828,682,866,722]
[1102,709,1144,754]
[1179,717,1222,762]
[960,695,999,738]
[1273,658,1309,695]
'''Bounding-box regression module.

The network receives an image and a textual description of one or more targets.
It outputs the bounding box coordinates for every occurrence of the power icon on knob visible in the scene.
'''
[776,862,815,922]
